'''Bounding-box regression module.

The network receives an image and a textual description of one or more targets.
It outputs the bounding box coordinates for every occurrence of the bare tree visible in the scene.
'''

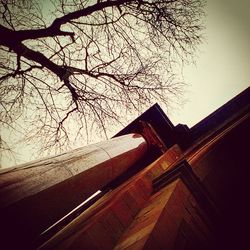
[0,0,204,158]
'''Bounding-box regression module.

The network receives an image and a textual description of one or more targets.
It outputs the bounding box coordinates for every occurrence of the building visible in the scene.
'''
[0,87,249,249]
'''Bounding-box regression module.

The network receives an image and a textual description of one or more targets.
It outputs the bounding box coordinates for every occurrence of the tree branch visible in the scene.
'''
[0,0,133,42]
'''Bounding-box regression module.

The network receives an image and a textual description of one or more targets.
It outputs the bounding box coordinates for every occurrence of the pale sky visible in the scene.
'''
[1,0,250,168]
[168,0,250,126]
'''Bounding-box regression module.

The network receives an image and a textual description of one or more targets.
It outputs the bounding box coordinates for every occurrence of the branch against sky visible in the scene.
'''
[0,0,204,157]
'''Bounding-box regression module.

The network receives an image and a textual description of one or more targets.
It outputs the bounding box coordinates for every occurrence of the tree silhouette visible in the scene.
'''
[0,0,204,157]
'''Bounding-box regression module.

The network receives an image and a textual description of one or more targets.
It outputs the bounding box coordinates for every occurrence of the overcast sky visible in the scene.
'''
[168,0,250,126]
[1,0,250,168]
